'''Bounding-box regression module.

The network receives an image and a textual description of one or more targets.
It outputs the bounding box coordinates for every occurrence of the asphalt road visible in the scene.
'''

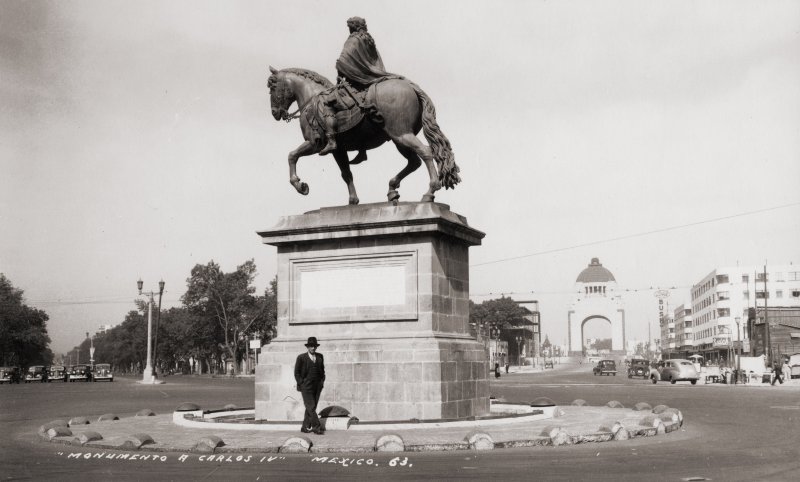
[2,364,799,481]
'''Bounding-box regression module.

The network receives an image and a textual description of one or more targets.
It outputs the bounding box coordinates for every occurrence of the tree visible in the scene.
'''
[0,274,53,367]
[595,338,612,351]
[90,310,148,372]
[469,296,530,337]
[182,260,273,374]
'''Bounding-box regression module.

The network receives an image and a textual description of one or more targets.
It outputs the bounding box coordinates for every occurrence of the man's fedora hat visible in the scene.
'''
[305,337,320,347]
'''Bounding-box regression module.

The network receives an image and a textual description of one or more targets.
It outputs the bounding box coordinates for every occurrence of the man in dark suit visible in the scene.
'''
[294,336,325,434]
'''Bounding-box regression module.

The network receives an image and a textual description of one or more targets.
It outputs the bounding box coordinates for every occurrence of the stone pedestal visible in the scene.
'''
[255,202,488,421]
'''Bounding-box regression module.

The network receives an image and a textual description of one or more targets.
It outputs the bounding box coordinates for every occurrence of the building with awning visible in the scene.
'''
[691,265,800,363]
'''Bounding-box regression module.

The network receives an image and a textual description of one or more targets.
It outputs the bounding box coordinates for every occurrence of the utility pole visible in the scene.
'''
[763,265,771,364]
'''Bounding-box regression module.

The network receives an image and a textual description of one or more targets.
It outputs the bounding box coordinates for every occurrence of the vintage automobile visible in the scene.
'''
[1,366,22,384]
[658,359,699,385]
[49,365,67,382]
[93,363,114,382]
[544,357,554,369]
[592,359,617,376]
[789,353,800,379]
[25,365,48,383]
[627,358,659,383]
[68,364,92,382]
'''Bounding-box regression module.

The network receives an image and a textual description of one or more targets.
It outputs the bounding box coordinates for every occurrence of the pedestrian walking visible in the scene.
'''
[505,362,509,374]
[294,337,326,434]
[494,362,501,378]
[771,361,784,385]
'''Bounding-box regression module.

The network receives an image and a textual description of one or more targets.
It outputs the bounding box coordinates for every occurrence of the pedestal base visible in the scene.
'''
[256,336,489,421]
[256,202,488,422]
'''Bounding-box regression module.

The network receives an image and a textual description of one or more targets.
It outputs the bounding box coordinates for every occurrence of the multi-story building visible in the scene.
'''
[658,307,675,357]
[672,304,693,357]
[690,264,800,362]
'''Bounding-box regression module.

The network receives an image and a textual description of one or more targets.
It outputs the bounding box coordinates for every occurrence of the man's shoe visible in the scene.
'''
[300,427,312,433]
[312,427,325,435]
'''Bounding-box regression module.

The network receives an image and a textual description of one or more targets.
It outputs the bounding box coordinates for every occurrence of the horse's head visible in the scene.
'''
[268,66,295,121]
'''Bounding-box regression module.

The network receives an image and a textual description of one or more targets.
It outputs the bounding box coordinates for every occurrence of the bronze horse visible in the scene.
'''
[268,67,460,204]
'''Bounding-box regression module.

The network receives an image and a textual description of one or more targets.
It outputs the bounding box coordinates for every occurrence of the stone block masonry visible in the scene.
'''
[255,202,488,421]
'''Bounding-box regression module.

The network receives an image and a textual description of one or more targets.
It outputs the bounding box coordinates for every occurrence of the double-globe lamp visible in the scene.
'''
[137,278,165,384]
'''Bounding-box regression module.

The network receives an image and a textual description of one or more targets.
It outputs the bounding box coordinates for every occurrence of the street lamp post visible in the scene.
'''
[137,278,164,384]
[89,332,94,368]
[735,316,742,384]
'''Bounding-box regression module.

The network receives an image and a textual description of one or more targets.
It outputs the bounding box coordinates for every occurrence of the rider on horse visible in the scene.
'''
[318,17,393,157]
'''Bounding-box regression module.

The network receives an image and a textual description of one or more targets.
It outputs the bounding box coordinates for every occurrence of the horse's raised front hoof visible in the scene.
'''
[298,182,309,195]
[421,194,435,203]
[387,190,400,203]
[349,196,360,205]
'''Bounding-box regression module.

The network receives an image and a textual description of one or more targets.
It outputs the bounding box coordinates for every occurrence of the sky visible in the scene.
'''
[2,0,799,355]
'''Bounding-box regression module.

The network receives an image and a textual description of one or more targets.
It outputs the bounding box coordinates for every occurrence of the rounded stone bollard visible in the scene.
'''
[175,402,201,412]
[120,433,155,450]
[571,399,587,406]
[75,431,103,445]
[612,425,630,441]
[39,420,68,435]
[136,409,156,417]
[193,435,224,453]
[98,413,120,422]
[598,421,623,435]
[640,415,666,435]
[661,408,683,426]
[541,426,571,446]
[375,434,405,452]
[46,426,73,440]
[68,417,90,426]
[633,402,652,412]
[465,432,495,450]
[652,404,670,414]
[279,436,312,454]
[606,400,625,409]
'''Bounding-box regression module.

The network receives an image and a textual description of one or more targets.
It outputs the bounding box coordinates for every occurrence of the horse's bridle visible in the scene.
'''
[271,76,312,123]
[283,98,312,123]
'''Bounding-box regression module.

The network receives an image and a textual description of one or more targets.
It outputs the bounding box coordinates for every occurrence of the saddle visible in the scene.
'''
[330,83,373,133]
[303,77,397,148]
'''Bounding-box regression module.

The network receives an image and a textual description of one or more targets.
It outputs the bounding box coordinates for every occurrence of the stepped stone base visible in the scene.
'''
[255,336,489,421]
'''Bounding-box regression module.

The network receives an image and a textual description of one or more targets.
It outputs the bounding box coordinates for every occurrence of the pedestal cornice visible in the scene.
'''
[257,202,485,247]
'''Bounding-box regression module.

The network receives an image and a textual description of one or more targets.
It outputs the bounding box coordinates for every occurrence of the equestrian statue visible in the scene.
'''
[268,17,460,205]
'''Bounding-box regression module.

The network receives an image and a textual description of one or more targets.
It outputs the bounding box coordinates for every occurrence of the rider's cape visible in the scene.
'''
[335,31,393,87]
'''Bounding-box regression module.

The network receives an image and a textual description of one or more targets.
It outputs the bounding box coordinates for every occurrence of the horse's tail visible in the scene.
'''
[409,82,460,189]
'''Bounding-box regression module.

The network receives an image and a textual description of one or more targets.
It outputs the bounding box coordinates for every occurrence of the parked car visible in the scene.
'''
[788,353,800,379]
[25,365,48,383]
[93,363,114,382]
[1,366,22,384]
[627,358,659,383]
[544,357,554,369]
[68,364,92,382]
[592,359,617,376]
[658,359,699,384]
[49,365,67,382]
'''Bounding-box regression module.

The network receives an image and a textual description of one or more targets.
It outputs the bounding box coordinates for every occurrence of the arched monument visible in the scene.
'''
[567,258,626,356]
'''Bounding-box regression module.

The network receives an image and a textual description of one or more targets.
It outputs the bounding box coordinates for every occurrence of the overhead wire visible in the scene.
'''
[470,201,800,268]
